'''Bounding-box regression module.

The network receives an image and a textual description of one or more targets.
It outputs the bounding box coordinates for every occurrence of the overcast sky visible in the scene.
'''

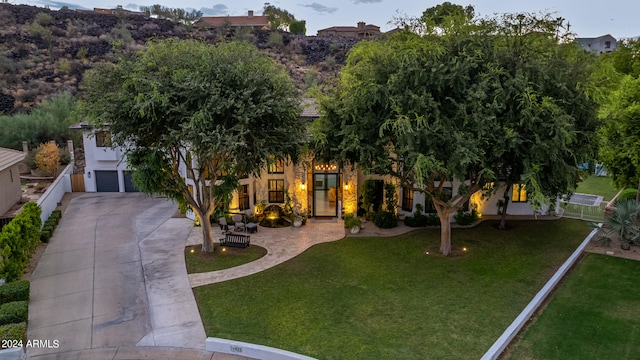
[17,0,640,39]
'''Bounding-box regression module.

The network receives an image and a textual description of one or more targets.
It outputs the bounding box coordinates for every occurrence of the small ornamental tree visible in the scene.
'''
[34,142,60,177]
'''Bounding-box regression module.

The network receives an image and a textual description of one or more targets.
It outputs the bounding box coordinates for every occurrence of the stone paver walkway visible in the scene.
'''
[187,219,345,287]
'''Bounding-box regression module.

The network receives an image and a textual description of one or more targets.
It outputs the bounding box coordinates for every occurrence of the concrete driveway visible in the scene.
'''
[27,193,207,358]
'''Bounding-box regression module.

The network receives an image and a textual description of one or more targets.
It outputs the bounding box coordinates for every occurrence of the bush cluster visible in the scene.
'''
[0,323,26,349]
[373,210,397,229]
[0,202,42,281]
[616,188,638,203]
[0,280,29,304]
[41,209,61,243]
[404,204,440,227]
[454,208,479,226]
[0,301,28,326]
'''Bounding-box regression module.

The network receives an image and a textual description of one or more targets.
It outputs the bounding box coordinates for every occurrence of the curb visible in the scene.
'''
[0,347,24,360]
[206,337,316,360]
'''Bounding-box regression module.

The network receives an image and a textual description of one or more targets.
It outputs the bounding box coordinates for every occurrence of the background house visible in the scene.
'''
[0,147,26,216]
[317,22,381,38]
[70,122,137,193]
[197,10,269,30]
[576,34,617,54]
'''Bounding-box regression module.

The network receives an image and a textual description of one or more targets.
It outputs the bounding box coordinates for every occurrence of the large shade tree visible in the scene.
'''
[316,4,599,255]
[598,39,640,198]
[82,39,303,253]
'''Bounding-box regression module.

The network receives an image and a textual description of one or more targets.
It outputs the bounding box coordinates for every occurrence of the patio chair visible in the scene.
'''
[218,217,230,232]
[232,214,246,232]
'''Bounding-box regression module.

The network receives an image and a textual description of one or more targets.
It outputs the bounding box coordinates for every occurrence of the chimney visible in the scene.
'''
[357,21,365,29]
[248,10,254,18]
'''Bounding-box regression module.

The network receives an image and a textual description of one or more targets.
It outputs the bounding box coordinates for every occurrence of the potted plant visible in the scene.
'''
[344,213,362,234]
[292,213,304,227]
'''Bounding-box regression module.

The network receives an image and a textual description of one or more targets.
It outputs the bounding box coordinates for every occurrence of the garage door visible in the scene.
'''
[123,171,138,192]
[95,170,119,192]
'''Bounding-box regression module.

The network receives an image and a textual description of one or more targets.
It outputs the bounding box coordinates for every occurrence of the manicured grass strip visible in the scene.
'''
[575,175,619,201]
[185,244,267,274]
[194,219,591,360]
[507,253,640,360]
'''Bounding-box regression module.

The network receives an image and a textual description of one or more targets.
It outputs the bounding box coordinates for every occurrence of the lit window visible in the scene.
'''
[268,179,284,203]
[512,184,527,202]
[268,158,284,174]
[238,185,250,210]
[402,186,413,212]
[95,131,112,147]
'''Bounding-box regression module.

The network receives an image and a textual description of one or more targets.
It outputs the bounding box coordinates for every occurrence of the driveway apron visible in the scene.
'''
[27,193,206,358]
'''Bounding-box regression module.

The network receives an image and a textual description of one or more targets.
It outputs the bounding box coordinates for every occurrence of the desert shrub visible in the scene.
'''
[76,47,88,60]
[267,31,283,48]
[0,323,26,348]
[0,281,29,304]
[35,142,60,177]
[616,188,638,203]
[35,12,53,27]
[59,147,71,165]
[373,210,397,229]
[58,58,71,75]
[454,208,479,226]
[0,301,28,325]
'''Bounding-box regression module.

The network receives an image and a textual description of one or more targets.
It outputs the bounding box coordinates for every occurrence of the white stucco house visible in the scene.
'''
[69,122,137,193]
[72,98,550,222]
[576,34,617,54]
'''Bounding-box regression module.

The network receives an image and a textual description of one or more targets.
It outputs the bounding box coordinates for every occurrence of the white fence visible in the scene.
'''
[36,163,73,227]
[559,202,606,222]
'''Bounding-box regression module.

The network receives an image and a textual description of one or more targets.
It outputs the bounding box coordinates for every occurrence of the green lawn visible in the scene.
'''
[575,175,619,201]
[184,244,267,274]
[507,254,640,360]
[193,220,592,359]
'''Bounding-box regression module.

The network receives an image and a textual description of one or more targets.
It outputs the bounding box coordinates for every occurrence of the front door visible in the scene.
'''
[313,173,338,217]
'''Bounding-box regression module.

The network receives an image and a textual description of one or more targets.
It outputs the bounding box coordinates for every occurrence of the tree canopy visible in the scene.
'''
[316,4,599,255]
[598,39,640,192]
[262,2,301,33]
[139,4,202,24]
[82,39,303,252]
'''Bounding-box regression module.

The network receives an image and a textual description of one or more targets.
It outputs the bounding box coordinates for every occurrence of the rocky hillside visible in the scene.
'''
[0,3,363,114]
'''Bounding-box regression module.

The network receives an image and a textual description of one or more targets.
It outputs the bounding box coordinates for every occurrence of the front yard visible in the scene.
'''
[193,219,592,359]
[506,253,640,359]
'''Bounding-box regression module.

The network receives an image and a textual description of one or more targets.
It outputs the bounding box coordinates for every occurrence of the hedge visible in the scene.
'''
[0,280,29,304]
[0,322,26,348]
[0,301,28,326]
[0,202,42,282]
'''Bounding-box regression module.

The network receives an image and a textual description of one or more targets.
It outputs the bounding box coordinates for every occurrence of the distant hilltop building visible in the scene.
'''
[75,5,146,16]
[317,22,381,38]
[197,10,270,30]
[576,34,617,54]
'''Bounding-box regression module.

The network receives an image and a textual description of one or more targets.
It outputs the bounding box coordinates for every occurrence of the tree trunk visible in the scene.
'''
[499,185,511,230]
[435,205,453,256]
[193,207,215,253]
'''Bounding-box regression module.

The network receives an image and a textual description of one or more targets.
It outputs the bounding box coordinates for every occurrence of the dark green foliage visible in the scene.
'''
[40,230,51,243]
[51,209,62,219]
[373,210,397,229]
[0,92,80,150]
[42,225,53,234]
[384,182,397,214]
[454,208,479,226]
[0,280,29,304]
[616,188,638,203]
[0,323,26,348]
[290,20,306,35]
[0,202,42,281]
[404,204,440,227]
[0,301,28,325]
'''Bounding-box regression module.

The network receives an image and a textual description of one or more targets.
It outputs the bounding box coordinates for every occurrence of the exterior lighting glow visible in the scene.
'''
[190,249,195,253]
[314,164,337,171]
[462,247,467,252]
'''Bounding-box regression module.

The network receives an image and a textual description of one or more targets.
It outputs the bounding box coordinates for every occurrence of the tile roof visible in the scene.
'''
[0,147,26,172]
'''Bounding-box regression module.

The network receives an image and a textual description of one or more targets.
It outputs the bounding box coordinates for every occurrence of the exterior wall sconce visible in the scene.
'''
[344,184,350,191]
[87,171,91,178]
[300,183,306,190]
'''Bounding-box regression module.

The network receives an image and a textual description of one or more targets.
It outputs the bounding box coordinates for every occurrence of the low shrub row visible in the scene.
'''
[0,202,42,282]
[0,322,26,349]
[41,209,62,243]
[0,301,28,326]
[404,204,441,227]
[454,208,479,226]
[373,210,398,229]
[0,280,29,304]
